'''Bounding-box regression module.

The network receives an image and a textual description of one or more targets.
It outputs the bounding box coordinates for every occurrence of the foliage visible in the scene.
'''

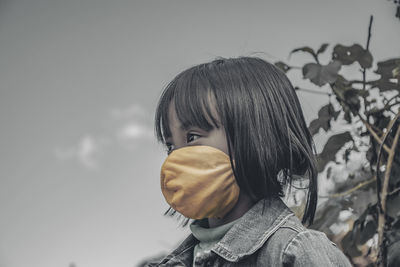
[275,16,400,267]
[389,0,400,20]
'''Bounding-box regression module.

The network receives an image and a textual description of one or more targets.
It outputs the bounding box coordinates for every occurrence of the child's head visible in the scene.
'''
[155,56,318,224]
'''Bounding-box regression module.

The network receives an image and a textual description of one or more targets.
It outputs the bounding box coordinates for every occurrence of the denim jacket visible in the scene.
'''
[152,197,352,267]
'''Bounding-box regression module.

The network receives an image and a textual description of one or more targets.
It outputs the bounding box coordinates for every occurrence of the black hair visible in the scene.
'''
[155,56,318,225]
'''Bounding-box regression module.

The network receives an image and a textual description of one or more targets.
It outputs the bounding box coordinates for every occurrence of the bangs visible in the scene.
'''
[155,65,220,143]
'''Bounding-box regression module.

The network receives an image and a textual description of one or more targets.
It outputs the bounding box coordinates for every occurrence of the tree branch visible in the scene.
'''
[318,176,376,199]
[348,80,375,85]
[294,87,331,96]
[383,92,400,105]
[362,15,373,124]
[377,112,400,267]
[388,186,400,196]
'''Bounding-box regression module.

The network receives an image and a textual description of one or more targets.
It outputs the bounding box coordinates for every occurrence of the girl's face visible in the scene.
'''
[165,102,229,155]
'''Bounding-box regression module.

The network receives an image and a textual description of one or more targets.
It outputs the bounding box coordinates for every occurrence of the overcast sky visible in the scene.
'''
[0,1,399,267]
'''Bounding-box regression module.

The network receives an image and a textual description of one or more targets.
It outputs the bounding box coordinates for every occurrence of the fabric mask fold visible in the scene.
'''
[160,145,240,219]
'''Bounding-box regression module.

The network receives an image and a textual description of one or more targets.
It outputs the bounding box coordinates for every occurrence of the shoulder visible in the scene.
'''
[281,229,351,266]
[257,216,352,267]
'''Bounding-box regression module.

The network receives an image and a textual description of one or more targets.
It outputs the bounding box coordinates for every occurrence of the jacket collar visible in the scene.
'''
[159,197,294,265]
[212,197,294,262]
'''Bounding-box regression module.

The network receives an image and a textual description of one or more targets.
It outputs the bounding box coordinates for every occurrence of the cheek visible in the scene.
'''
[212,129,230,156]
[220,141,230,156]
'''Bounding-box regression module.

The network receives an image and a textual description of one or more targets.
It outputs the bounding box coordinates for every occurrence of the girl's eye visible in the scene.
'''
[186,133,200,143]
[165,143,175,154]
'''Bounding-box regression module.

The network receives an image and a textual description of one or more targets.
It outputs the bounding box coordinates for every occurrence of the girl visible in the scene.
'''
[153,57,351,266]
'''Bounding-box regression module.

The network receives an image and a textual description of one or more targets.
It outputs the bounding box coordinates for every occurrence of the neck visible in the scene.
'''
[208,192,254,228]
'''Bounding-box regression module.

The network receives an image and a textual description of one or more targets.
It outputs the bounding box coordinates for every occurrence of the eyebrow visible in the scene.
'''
[163,124,207,140]
[181,124,210,132]
[180,124,193,131]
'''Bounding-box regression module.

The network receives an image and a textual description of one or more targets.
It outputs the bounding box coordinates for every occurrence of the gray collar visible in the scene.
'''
[212,197,294,262]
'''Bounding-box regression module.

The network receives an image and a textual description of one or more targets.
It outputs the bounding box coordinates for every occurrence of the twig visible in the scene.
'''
[366,15,373,51]
[294,87,331,96]
[388,108,399,116]
[383,92,400,105]
[360,116,391,154]
[384,102,400,110]
[313,54,320,65]
[318,176,376,198]
[348,80,375,85]
[388,186,400,196]
[362,16,373,121]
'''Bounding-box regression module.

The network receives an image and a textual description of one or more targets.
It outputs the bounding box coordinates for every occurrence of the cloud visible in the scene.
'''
[76,136,100,169]
[55,135,108,170]
[117,123,153,140]
[54,104,154,169]
[111,104,155,144]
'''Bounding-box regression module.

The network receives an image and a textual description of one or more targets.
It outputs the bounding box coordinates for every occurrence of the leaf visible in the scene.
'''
[308,120,322,136]
[389,161,400,187]
[344,109,352,123]
[366,146,376,163]
[358,51,373,69]
[352,205,377,245]
[317,43,329,55]
[388,238,400,267]
[274,61,291,73]
[332,44,360,65]
[316,131,353,172]
[341,230,363,257]
[343,88,362,112]
[341,202,377,257]
[290,46,316,58]
[397,5,400,19]
[375,58,400,78]
[344,147,351,163]
[387,190,400,218]
[332,44,373,68]
[302,60,341,86]
[332,76,351,101]
[310,202,343,234]
[372,58,400,92]
[358,217,377,244]
[308,103,340,136]
[333,75,352,89]
[371,78,400,92]
[332,76,366,113]
[326,166,333,179]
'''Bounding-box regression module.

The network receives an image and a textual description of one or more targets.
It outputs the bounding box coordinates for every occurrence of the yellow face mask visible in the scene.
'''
[160,145,240,219]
